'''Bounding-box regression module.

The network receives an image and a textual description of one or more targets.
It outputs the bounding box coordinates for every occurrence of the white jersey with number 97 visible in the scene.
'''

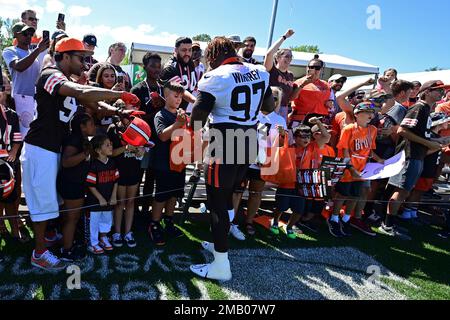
[198,62,270,126]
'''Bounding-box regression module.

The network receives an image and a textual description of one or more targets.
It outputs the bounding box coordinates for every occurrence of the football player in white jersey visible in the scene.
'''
[189,37,275,281]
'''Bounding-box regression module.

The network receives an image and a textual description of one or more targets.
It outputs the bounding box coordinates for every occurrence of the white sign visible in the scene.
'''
[361,151,406,180]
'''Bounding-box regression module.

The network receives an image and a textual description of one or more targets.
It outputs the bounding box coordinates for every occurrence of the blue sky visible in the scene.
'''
[1,0,449,73]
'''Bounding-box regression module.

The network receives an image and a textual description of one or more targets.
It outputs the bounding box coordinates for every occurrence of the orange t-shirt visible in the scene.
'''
[291,79,331,121]
[331,111,355,142]
[436,102,450,137]
[279,145,306,189]
[303,142,336,169]
[337,123,377,182]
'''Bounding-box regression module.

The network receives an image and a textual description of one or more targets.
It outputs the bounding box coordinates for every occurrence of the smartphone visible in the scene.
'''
[117,75,124,84]
[42,30,50,41]
[58,13,65,22]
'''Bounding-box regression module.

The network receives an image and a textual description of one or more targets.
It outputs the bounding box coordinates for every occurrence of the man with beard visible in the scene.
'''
[160,37,197,111]
[189,36,274,281]
[328,74,348,115]
[239,36,259,64]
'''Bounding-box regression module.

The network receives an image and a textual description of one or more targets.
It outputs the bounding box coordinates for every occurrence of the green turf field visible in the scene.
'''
[0,212,449,300]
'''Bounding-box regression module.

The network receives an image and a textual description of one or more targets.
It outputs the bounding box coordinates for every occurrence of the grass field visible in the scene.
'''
[0,209,449,300]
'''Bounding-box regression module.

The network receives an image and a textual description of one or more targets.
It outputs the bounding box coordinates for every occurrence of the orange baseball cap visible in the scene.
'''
[55,37,94,55]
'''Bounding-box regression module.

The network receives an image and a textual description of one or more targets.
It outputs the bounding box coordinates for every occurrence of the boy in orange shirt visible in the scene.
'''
[271,125,311,239]
[329,102,384,237]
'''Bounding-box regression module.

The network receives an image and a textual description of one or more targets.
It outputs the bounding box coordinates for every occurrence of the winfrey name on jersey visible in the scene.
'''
[198,63,271,126]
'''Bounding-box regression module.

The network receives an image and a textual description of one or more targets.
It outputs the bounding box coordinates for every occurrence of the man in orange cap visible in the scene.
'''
[20,37,139,271]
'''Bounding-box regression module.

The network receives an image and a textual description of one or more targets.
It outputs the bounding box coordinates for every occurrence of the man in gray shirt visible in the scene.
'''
[2,22,49,135]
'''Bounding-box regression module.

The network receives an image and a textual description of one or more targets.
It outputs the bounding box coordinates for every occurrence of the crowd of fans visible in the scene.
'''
[0,9,449,271]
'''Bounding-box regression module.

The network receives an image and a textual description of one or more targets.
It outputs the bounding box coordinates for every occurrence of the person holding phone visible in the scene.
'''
[2,22,49,136]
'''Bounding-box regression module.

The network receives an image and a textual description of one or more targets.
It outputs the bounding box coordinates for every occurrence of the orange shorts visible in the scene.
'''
[414,177,434,192]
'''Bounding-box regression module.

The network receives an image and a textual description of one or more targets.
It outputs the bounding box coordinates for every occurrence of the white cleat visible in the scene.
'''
[201,241,214,254]
[190,251,232,281]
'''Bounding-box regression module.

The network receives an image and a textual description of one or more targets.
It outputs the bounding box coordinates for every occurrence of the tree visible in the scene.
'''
[1,17,19,51]
[192,34,211,42]
[290,45,321,54]
[425,66,444,72]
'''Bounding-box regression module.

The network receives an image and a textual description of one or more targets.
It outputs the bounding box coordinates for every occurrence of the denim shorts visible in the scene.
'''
[388,159,424,192]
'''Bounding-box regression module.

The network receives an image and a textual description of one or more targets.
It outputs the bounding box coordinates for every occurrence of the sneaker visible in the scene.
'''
[190,258,232,282]
[149,223,166,246]
[229,224,246,241]
[165,222,184,238]
[112,233,123,248]
[31,250,66,271]
[124,232,137,248]
[340,220,352,236]
[327,219,344,238]
[99,237,113,251]
[284,227,297,240]
[377,223,412,241]
[350,217,376,236]
[270,221,280,235]
[60,246,86,263]
[88,244,104,255]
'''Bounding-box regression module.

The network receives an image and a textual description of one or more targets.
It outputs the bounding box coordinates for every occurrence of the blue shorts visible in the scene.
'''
[388,159,424,192]
[275,188,305,214]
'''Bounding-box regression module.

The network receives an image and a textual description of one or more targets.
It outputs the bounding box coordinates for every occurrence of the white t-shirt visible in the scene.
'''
[198,62,270,126]
[250,111,287,169]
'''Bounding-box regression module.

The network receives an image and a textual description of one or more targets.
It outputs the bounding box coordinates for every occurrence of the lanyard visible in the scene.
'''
[178,63,191,89]
[144,80,162,97]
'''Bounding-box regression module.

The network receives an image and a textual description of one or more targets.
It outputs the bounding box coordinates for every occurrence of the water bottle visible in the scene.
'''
[200,203,208,214]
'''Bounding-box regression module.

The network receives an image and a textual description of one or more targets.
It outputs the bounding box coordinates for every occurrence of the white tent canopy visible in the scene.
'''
[130,41,379,79]
[342,69,450,92]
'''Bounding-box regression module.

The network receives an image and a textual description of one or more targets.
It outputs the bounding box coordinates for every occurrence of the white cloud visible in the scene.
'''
[0,0,44,19]
[68,5,92,17]
[45,0,64,13]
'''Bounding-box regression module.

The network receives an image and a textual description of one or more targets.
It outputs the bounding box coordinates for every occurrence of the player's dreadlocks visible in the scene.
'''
[205,37,237,69]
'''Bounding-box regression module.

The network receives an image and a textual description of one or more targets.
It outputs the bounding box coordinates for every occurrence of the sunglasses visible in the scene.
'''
[71,54,87,63]
[356,95,365,99]
[308,65,322,71]
[334,80,346,84]
[28,17,39,22]
[369,98,386,104]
